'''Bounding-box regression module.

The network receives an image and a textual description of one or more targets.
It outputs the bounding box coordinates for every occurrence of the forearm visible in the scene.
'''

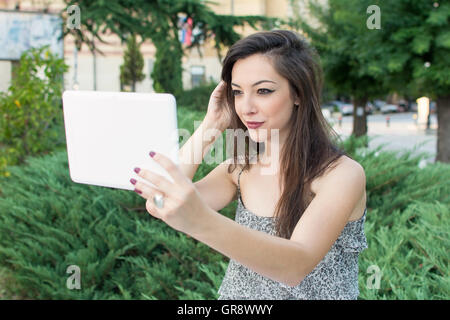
[178,120,222,181]
[191,207,306,287]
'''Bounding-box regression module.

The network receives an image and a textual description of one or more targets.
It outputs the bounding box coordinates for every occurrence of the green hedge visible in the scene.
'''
[176,82,217,112]
[0,109,449,299]
[0,149,236,299]
[0,46,68,178]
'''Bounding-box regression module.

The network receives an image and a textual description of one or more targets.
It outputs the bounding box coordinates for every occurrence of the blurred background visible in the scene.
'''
[0,0,448,300]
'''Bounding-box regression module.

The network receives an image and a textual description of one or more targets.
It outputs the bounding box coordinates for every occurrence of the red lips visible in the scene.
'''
[247,121,264,129]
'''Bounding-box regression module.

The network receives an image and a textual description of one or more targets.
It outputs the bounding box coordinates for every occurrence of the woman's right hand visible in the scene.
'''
[204,80,232,132]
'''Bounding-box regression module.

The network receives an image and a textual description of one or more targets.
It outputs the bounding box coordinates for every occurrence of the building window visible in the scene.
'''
[191,65,205,88]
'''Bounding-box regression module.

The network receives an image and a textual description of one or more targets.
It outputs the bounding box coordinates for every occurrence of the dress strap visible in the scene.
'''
[237,154,257,194]
[237,164,246,196]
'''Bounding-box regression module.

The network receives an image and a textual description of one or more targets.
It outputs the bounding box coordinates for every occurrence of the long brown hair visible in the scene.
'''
[221,29,350,239]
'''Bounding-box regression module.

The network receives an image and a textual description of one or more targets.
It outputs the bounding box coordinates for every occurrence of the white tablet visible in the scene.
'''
[62,90,179,191]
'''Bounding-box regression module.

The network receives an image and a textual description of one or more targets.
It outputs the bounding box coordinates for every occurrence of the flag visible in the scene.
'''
[185,17,193,46]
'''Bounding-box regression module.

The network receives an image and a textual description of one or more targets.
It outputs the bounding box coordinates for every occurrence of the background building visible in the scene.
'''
[0,0,316,93]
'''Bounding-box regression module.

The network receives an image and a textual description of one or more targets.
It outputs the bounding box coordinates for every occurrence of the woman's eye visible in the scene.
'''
[232,89,273,96]
[258,88,273,94]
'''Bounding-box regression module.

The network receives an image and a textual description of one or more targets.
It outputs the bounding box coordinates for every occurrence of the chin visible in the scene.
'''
[248,128,269,143]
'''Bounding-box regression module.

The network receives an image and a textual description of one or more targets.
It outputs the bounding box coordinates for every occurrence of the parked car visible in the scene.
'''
[341,104,354,116]
[325,100,375,115]
[381,104,399,114]
[331,100,353,115]
[372,100,387,111]
[321,102,337,112]
[410,101,435,113]
[321,100,341,112]
[321,108,332,120]
[398,100,409,112]
[430,101,436,114]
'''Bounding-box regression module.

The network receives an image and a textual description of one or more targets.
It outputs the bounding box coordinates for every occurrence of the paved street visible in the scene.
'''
[330,112,438,164]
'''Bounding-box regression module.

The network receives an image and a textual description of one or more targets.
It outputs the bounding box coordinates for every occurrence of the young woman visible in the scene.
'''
[130,30,368,300]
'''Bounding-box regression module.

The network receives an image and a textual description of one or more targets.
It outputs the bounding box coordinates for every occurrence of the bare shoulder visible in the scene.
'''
[311,155,365,193]
[338,156,366,180]
[333,155,365,176]
[311,155,366,221]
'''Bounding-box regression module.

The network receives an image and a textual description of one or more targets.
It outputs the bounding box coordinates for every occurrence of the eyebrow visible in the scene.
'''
[231,80,277,88]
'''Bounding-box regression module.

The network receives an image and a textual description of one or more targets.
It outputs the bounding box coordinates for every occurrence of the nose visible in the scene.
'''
[240,94,258,116]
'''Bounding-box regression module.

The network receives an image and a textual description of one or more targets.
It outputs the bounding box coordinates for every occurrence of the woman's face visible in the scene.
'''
[231,53,299,144]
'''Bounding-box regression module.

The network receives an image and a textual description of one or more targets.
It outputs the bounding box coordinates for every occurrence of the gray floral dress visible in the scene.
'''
[217,164,368,300]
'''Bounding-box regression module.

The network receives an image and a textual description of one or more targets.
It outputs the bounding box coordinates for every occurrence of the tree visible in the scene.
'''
[120,34,145,92]
[291,0,389,140]
[363,0,450,163]
[63,0,277,99]
[292,0,450,163]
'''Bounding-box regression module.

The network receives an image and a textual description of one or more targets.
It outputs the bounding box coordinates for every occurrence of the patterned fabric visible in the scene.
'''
[217,163,368,300]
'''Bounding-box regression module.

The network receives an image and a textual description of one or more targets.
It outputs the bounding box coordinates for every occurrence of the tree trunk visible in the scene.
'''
[352,97,368,147]
[436,95,450,163]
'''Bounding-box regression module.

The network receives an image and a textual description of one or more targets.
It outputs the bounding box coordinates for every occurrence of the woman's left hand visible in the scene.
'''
[130,151,210,236]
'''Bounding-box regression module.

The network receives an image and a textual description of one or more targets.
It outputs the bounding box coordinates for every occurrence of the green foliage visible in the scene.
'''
[379,0,450,98]
[294,0,450,99]
[339,135,450,299]
[359,201,449,299]
[177,81,217,112]
[0,109,448,300]
[120,34,145,92]
[292,0,450,100]
[63,0,276,95]
[0,149,236,299]
[151,38,184,98]
[0,46,68,178]
[292,0,388,101]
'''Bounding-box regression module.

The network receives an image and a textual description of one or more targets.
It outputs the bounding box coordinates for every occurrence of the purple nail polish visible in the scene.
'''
[130,178,137,185]
[134,167,140,174]
[149,151,155,158]
[134,188,142,194]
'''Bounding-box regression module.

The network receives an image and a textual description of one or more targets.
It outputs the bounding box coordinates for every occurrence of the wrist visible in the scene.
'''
[189,206,218,241]
[199,120,222,146]
[202,116,227,132]
[202,117,217,131]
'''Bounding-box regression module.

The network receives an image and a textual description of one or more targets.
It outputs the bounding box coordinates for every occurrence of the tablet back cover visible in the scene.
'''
[62,90,179,191]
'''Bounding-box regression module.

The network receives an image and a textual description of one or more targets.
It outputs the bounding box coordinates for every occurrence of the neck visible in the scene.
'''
[257,127,288,168]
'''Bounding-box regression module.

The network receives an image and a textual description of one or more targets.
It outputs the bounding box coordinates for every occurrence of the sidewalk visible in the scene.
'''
[331,114,437,164]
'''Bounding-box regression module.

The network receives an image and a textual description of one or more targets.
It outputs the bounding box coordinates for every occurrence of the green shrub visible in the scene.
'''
[0,109,448,300]
[0,46,68,178]
[359,201,449,299]
[343,135,450,299]
[177,82,217,112]
[151,39,183,99]
[0,150,236,299]
[0,108,235,299]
